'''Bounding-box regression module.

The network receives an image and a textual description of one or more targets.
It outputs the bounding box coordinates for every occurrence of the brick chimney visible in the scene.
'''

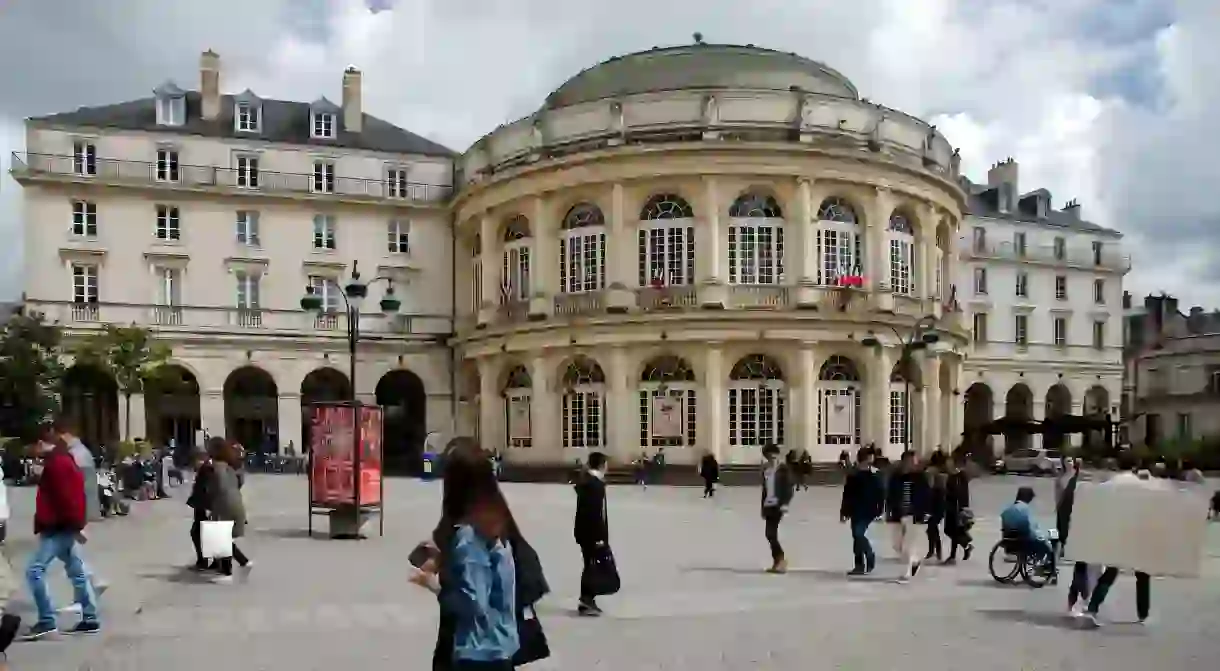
[987,158,1019,213]
[1063,199,1081,221]
[342,66,363,133]
[200,49,221,121]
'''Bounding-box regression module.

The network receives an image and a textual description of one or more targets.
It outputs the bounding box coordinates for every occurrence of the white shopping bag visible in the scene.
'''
[200,520,234,559]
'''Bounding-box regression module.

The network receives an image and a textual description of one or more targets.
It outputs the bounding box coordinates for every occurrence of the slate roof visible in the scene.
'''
[28,91,456,157]
[960,177,1120,236]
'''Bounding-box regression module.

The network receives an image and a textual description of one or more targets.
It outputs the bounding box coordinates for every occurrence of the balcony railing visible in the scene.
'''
[965,241,1131,271]
[151,305,183,326]
[10,152,452,204]
[498,300,530,324]
[314,313,340,330]
[728,285,788,309]
[553,291,604,317]
[636,285,698,312]
[231,308,264,328]
[71,303,99,322]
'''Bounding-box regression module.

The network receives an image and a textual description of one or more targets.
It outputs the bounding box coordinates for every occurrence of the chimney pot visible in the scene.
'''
[342,67,363,133]
[200,50,221,121]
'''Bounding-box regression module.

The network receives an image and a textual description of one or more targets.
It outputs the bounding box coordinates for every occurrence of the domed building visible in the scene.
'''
[452,39,970,469]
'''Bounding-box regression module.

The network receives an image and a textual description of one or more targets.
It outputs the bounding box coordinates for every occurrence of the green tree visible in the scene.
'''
[0,310,67,440]
[74,324,173,440]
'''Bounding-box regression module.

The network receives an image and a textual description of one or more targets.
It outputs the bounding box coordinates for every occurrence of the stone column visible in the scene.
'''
[529,196,555,319]
[606,346,634,462]
[277,393,301,455]
[605,183,635,312]
[867,346,893,455]
[698,176,727,308]
[994,397,1009,455]
[478,358,501,452]
[793,178,819,308]
[702,345,725,462]
[923,357,942,454]
[530,355,557,461]
[868,188,894,291]
[119,393,147,441]
[946,358,963,447]
[478,215,498,326]
[798,346,819,458]
[200,390,225,442]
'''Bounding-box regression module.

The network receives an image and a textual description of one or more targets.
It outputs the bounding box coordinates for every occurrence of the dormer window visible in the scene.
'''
[154,81,186,127]
[309,97,341,140]
[233,89,262,133]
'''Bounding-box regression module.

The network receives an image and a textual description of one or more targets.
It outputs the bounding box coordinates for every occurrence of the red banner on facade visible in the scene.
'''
[309,404,383,507]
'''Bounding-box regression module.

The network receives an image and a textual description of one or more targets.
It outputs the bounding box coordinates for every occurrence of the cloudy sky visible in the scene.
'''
[0,0,1214,308]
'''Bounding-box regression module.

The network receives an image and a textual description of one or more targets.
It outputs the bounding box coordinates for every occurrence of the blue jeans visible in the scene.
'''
[850,517,875,569]
[26,532,98,627]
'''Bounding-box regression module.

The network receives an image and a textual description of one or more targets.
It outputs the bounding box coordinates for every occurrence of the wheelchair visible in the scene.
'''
[988,528,1059,588]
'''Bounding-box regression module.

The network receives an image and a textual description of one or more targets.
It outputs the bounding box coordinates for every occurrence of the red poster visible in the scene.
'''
[310,404,383,507]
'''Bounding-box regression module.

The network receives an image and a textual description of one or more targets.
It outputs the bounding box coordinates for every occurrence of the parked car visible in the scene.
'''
[995,448,1064,475]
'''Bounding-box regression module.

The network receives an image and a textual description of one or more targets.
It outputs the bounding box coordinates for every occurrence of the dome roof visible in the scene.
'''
[543,42,859,110]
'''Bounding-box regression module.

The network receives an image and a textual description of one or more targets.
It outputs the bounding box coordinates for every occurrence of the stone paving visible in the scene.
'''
[2,473,1219,670]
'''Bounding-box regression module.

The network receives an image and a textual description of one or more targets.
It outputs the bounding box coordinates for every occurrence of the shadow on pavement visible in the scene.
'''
[956,577,1025,588]
[253,528,316,540]
[136,567,217,585]
[976,608,1148,636]
[680,566,775,576]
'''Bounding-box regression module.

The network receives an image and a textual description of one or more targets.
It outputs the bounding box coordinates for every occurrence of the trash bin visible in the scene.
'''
[421,452,437,480]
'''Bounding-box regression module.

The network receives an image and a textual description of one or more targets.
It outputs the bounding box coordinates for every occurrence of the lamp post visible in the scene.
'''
[300,260,400,538]
[860,315,940,455]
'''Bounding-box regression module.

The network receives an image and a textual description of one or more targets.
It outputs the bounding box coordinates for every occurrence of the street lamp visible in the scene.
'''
[300,260,400,538]
[860,315,940,455]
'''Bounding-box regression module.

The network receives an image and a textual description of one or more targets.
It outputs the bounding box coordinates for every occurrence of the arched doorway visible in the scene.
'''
[638,355,697,452]
[61,364,119,452]
[817,355,861,459]
[888,358,920,456]
[558,357,606,450]
[1044,383,1073,451]
[375,369,426,475]
[145,365,200,462]
[223,367,279,453]
[1083,385,1111,451]
[1004,383,1035,453]
[728,354,786,454]
[300,368,352,455]
[962,382,993,458]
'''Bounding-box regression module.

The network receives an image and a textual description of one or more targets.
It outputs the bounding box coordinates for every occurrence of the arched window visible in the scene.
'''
[638,355,697,450]
[888,210,915,295]
[815,197,863,286]
[502,215,531,302]
[728,354,786,450]
[559,203,606,294]
[728,192,785,285]
[888,359,919,454]
[503,364,532,448]
[560,357,606,449]
[817,355,862,455]
[470,232,483,315]
[638,194,695,287]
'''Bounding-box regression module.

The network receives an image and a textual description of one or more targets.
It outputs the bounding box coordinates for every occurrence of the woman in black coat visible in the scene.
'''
[943,458,973,563]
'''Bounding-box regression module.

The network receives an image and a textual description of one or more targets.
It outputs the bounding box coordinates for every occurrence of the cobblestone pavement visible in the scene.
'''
[3,474,1219,670]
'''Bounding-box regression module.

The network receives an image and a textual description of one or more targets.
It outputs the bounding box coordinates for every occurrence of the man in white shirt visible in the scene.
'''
[760,444,794,574]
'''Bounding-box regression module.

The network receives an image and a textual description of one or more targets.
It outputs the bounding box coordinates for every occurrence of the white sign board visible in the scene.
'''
[825,392,853,436]
[1068,474,1210,578]
[651,394,683,438]
[507,397,531,441]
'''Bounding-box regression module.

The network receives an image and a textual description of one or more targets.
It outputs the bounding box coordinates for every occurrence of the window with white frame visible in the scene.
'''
[73,141,96,176]
[313,214,336,250]
[71,200,97,237]
[234,270,261,309]
[1054,316,1068,346]
[156,148,179,182]
[728,354,786,450]
[502,365,532,448]
[638,356,697,450]
[560,358,606,450]
[387,220,410,254]
[1015,271,1028,298]
[637,194,695,287]
[817,355,862,452]
[1093,278,1105,304]
[312,112,336,139]
[235,103,260,132]
[155,266,181,306]
[559,203,606,293]
[887,209,914,294]
[1015,313,1028,346]
[1053,237,1066,260]
[236,210,260,246]
[155,92,185,126]
[72,264,98,303]
[972,226,986,252]
[973,267,988,294]
[1092,240,1103,265]
[973,312,989,343]
[1014,231,1027,257]
[155,205,180,241]
[386,168,411,199]
[235,155,259,189]
[308,275,342,313]
[1055,275,1067,300]
[888,361,916,451]
[1093,320,1106,349]
[312,160,335,193]
[727,192,784,285]
[501,215,531,302]
[815,197,863,285]
[470,234,483,315]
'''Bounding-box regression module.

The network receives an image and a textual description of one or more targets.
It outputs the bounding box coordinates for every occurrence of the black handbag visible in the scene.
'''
[584,544,621,596]
[512,605,550,666]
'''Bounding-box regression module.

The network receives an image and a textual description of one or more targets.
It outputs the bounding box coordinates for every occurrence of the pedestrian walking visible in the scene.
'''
[797,450,813,491]
[574,451,613,616]
[840,448,883,575]
[48,421,108,615]
[0,464,22,655]
[1056,458,1082,557]
[885,450,930,583]
[942,457,974,563]
[760,443,794,574]
[187,444,216,571]
[207,440,252,584]
[699,451,719,498]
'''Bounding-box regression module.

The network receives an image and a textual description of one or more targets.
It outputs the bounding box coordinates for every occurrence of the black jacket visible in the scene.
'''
[699,455,719,481]
[574,473,609,546]
[760,462,795,513]
[840,468,884,520]
[186,462,214,515]
[885,470,931,523]
[945,471,971,517]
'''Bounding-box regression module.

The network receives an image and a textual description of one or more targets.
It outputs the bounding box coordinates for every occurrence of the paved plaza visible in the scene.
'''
[2,473,1219,670]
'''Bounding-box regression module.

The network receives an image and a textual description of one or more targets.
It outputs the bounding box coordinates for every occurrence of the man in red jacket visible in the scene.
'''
[21,427,99,640]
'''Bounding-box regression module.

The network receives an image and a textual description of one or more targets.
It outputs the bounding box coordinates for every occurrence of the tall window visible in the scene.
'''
[972,313,989,343]
[155,205,180,241]
[559,203,606,293]
[888,360,917,453]
[728,354,786,451]
[235,155,259,189]
[156,148,179,182]
[1093,320,1106,349]
[972,227,986,252]
[312,112,336,139]
[72,141,96,176]
[1093,278,1105,304]
[973,267,987,294]
[312,160,335,194]
[313,214,337,250]
[234,271,261,309]
[236,104,260,132]
[386,168,411,199]
[501,215,531,302]
[236,210,260,246]
[71,201,97,237]
[502,365,532,448]
[470,233,483,315]
[1055,275,1067,300]
[638,356,697,451]
[560,358,606,450]
[1014,313,1028,346]
[1092,240,1103,265]
[308,275,342,313]
[1015,271,1028,298]
[387,220,410,254]
[72,264,98,303]
[817,355,862,453]
[637,194,695,287]
[815,197,862,285]
[155,267,181,306]
[1054,316,1068,346]
[887,210,914,294]
[1053,237,1066,260]
[727,192,784,285]
[1014,232,1027,257]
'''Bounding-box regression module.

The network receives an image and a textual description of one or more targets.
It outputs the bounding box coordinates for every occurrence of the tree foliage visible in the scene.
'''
[74,324,173,439]
[0,310,67,440]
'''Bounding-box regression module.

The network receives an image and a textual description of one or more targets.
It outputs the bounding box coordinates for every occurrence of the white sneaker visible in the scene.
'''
[211,575,234,585]
[57,602,82,614]
[1068,603,1085,618]
[1082,612,1101,628]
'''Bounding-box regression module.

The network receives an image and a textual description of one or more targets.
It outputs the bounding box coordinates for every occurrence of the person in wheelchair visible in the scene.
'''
[1000,486,1054,560]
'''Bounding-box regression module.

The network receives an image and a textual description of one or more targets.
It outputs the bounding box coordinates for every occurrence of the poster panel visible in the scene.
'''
[507,396,531,440]
[310,405,356,507]
[357,406,383,506]
[651,394,683,438]
[1068,476,1209,578]
[825,392,853,436]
